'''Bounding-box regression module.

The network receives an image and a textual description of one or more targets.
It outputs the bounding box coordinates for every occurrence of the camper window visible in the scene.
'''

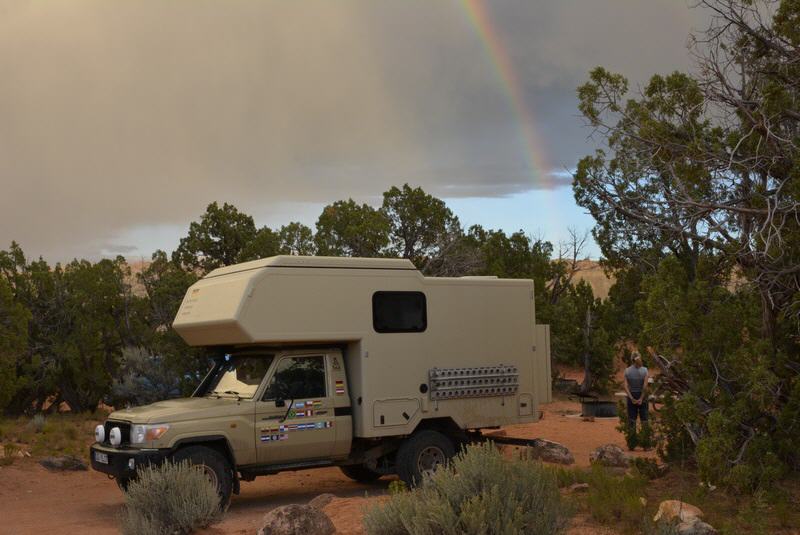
[372,291,427,333]
[263,355,326,401]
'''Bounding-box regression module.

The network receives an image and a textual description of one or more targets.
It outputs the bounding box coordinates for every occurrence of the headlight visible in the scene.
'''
[130,424,170,444]
[109,427,122,447]
[94,424,105,443]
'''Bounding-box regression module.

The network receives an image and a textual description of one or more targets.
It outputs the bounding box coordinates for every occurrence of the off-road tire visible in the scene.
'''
[396,430,455,487]
[339,464,382,483]
[172,445,234,510]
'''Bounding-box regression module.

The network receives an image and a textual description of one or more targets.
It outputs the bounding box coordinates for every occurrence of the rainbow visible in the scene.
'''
[459,0,553,189]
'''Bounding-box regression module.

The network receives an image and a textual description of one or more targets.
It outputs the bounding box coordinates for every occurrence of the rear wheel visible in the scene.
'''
[396,430,455,487]
[172,445,234,510]
[339,464,382,483]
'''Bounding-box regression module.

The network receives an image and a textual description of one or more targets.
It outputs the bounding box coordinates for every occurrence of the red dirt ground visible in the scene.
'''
[0,397,649,535]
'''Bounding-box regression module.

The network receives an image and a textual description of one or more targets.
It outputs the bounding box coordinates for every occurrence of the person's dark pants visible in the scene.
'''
[627,395,648,429]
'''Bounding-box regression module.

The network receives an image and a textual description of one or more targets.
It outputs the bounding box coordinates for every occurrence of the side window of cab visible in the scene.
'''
[262,356,326,401]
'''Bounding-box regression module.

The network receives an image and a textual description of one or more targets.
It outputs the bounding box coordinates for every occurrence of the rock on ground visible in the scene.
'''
[39,455,88,471]
[566,482,589,493]
[676,519,717,535]
[589,444,630,468]
[653,500,716,535]
[528,439,575,465]
[257,503,335,535]
[653,500,704,524]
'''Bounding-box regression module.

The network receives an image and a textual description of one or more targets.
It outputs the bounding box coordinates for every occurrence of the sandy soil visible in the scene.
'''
[0,398,647,535]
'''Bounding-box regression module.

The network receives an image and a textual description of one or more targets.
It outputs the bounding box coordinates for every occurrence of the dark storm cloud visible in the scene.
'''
[0,0,705,260]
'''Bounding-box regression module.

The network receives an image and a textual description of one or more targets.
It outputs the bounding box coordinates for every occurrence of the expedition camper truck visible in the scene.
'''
[90,256,552,505]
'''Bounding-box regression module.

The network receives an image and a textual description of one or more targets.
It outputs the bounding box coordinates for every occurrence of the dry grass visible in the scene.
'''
[548,462,800,535]
[0,410,108,460]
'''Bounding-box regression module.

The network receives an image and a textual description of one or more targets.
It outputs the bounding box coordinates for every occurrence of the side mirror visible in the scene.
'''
[275,399,286,408]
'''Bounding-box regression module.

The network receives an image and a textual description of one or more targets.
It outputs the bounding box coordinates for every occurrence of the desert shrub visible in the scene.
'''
[616,400,638,450]
[1,443,19,466]
[586,464,647,528]
[26,414,46,433]
[629,457,664,480]
[543,464,590,488]
[615,400,655,451]
[387,479,407,495]
[120,460,220,535]
[109,347,182,408]
[363,441,569,535]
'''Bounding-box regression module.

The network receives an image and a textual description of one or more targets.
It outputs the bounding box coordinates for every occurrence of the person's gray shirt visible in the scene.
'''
[625,365,648,395]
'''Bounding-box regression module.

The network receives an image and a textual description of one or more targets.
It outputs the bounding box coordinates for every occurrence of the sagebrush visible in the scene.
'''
[363,442,569,535]
[120,460,220,535]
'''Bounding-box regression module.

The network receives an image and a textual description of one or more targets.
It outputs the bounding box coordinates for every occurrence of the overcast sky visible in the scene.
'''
[0,0,707,262]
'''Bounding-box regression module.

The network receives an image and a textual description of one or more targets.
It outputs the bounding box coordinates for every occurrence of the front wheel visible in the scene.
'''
[396,430,455,487]
[172,445,234,510]
[340,463,382,483]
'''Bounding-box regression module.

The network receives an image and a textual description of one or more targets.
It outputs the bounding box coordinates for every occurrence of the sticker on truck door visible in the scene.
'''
[260,421,334,442]
[335,380,345,395]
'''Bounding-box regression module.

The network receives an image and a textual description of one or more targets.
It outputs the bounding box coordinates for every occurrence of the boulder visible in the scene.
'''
[39,455,87,471]
[527,439,575,465]
[308,493,335,510]
[677,519,717,535]
[589,444,630,468]
[566,482,589,493]
[257,504,335,535]
[653,500,704,524]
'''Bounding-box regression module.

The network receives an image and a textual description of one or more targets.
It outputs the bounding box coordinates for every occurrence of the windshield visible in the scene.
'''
[205,353,274,399]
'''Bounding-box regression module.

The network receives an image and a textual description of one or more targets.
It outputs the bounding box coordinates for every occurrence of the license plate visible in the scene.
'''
[94,452,109,464]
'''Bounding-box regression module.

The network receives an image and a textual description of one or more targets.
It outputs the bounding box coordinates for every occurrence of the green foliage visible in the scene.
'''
[110,347,182,407]
[137,251,209,396]
[173,201,258,272]
[585,465,647,529]
[0,248,136,413]
[315,198,390,257]
[120,460,220,535]
[382,184,461,269]
[616,400,638,450]
[387,479,408,495]
[616,400,654,451]
[543,464,590,488]
[239,226,281,262]
[278,222,315,255]
[27,414,46,433]
[574,0,800,493]
[629,457,663,480]
[363,442,569,535]
[0,275,29,411]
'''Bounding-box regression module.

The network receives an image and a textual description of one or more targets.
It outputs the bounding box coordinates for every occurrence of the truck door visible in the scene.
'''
[255,354,337,465]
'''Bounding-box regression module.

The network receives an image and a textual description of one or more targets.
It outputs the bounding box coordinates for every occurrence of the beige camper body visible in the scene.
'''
[91,255,552,501]
[172,256,552,438]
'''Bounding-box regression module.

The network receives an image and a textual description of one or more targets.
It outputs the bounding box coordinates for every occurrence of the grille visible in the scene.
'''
[428,365,519,400]
[103,420,131,446]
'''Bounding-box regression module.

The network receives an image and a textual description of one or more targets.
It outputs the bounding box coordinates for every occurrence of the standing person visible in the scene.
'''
[623,353,649,449]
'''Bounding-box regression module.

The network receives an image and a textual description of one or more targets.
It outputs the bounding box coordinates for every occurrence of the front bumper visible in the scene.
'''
[89,443,169,480]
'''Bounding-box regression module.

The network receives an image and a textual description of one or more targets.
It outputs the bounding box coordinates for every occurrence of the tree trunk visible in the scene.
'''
[581,308,594,394]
